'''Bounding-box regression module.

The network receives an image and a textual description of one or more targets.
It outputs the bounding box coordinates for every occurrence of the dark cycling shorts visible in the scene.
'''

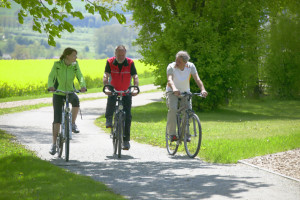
[53,93,80,124]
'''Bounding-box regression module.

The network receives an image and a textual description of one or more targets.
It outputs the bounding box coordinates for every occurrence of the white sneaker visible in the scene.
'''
[49,144,56,155]
[72,123,80,133]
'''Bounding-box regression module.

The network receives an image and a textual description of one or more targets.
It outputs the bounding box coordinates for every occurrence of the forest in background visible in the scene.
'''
[127,0,300,110]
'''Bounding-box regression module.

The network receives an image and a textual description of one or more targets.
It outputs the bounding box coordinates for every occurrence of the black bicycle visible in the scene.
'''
[166,92,204,158]
[54,90,79,162]
[103,85,139,158]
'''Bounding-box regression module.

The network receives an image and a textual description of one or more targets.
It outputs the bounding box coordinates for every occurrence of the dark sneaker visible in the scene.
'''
[122,141,130,150]
[106,117,112,128]
[72,123,80,133]
[49,144,56,155]
[170,135,178,142]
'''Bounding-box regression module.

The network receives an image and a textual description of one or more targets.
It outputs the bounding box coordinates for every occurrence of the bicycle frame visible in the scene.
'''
[177,96,192,144]
[61,93,72,140]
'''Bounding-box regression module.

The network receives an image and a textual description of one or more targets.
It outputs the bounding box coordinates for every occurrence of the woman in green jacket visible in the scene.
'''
[48,47,87,155]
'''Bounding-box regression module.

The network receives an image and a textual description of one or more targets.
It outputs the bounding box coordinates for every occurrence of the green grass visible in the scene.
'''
[95,99,300,164]
[0,130,125,200]
[0,103,52,115]
[0,88,102,103]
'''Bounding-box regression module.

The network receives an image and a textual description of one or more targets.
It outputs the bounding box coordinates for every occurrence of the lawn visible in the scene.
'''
[0,129,125,200]
[95,98,300,163]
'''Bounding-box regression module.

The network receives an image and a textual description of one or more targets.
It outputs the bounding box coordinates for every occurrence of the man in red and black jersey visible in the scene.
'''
[103,45,139,150]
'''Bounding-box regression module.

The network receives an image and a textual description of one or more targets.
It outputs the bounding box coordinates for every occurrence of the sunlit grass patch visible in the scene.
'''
[95,99,300,163]
[0,129,125,200]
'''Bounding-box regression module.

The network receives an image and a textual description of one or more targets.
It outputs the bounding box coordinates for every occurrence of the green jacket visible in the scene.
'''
[48,60,86,95]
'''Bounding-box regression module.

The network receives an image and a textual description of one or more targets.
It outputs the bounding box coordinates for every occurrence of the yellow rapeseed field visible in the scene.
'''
[0,59,155,98]
[0,59,153,84]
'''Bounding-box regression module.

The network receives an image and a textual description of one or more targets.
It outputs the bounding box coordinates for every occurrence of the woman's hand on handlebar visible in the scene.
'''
[48,87,55,92]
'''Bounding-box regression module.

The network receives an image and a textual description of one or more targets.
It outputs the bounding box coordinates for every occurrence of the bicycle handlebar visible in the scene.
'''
[48,89,81,94]
[168,91,206,98]
[103,85,140,96]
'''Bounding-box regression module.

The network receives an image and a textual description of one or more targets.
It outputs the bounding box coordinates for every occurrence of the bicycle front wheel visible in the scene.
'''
[184,113,202,158]
[166,115,180,155]
[117,114,124,158]
[65,113,70,162]
[112,115,118,155]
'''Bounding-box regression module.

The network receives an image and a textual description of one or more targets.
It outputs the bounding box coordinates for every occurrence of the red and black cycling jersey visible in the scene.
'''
[105,57,137,91]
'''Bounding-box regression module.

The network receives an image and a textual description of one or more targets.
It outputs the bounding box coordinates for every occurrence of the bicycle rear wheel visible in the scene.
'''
[65,113,70,162]
[57,132,64,158]
[166,116,180,155]
[184,113,202,158]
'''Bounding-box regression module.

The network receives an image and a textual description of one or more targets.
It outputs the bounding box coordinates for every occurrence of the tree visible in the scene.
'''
[127,0,266,110]
[4,38,16,53]
[94,23,138,57]
[264,2,300,99]
[0,0,126,46]
[11,44,30,59]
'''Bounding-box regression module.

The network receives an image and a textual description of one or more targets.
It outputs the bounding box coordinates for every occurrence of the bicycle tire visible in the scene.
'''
[117,114,123,158]
[166,115,180,155]
[57,132,64,158]
[65,113,70,162]
[112,115,118,155]
[184,113,202,158]
[116,116,122,158]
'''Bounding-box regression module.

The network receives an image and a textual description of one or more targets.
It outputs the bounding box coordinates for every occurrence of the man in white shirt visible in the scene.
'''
[166,51,208,141]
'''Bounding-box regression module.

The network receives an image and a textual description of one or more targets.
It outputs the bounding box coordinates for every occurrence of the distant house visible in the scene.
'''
[2,54,12,60]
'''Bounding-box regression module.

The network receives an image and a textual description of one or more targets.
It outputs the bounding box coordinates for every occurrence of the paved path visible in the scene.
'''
[0,85,299,200]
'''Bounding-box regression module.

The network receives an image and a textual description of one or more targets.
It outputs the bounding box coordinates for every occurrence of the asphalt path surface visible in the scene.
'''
[1,86,299,200]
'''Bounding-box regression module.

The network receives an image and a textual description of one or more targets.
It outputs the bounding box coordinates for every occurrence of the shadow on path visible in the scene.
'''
[52,159,271,200]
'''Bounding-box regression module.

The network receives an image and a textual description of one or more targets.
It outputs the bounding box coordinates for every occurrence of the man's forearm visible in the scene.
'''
[197,80,206,92]
[133,75,139,86]
[103,73,109,85]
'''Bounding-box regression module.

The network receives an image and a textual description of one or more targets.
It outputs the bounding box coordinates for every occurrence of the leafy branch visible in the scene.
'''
[1,0,126,46]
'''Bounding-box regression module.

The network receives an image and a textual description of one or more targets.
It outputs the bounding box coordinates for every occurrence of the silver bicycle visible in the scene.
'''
[166,92,204,158]
[54,90,79,162]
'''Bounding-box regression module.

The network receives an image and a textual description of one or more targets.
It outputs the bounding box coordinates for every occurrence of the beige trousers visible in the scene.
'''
[166,92,191,136]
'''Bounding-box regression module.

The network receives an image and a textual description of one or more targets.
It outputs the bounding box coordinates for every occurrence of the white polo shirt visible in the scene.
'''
[166,62,197,92]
